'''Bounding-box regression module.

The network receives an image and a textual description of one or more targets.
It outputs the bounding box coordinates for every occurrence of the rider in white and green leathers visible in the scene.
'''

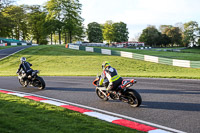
[99,61,123,92]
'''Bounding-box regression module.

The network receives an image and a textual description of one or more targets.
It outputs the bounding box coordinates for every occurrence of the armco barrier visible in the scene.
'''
[144,55,158,63]
[102,49,111,55]
[133,53,144,60]
[111,50,121,56]
[173,59,190,68]
[94,47,101,53]
[191,61,200,68]
[66,44,200,68]
[158,58,173,65]
[121,51,133,58]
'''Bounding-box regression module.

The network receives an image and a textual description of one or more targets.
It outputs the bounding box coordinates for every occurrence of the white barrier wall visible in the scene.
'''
[67,44,200,68]
[22,43,27,45]
[32,44,39,46]
[0,43,6,46]
[173,59,190,68]
[144,55,159,63]
[69,45,79,50]
[120,51,133,58]
[101,49,111,55]
[86,47,94,52]
[11,43,17,46]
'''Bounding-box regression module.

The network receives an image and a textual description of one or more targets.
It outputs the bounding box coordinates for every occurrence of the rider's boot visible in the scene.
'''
[24,80,28,87]
[103,91,110,101]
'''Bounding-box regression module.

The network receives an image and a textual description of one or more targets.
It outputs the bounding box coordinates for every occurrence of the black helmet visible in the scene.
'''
[20,57,26,63]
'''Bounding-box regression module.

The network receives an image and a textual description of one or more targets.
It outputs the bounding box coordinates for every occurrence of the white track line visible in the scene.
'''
[0,88,186,133]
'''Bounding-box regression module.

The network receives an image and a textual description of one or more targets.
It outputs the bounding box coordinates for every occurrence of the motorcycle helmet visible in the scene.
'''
[20,57,26,63]
[102,61,110,70]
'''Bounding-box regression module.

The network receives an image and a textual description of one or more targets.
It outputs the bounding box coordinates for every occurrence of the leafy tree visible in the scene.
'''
[0,2,29,41]
[175,22,184,33]
[63,15,84,43]
[27,5,48,44]
[197,39,200,47]
[87,22,103,43]
[103,20,114,44]
[45,0,63,44]
[45,0,84,44]
[184,21,200,47]
[44,19,57,45]
[69,23,85,42]
[0,10,13,37]
[139,26,161,47]
[159,25,173,34]
[159,25,183,47]
[165,27,183,47]
[1,5,27,40]
[0,0,15,10]
[112,22,129,43]
[161,34,171,47]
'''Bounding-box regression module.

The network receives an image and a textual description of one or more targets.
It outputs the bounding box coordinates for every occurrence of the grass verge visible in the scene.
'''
[0,93,141,133]
[92,47,200,61]
[181,47,200,54]
[0,45,200,79]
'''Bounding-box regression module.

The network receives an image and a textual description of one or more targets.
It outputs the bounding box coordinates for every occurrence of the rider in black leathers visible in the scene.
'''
[17,57,33,86]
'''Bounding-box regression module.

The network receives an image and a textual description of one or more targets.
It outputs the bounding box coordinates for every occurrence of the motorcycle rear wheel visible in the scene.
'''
[33,77,45,90]
[124,89,142,107]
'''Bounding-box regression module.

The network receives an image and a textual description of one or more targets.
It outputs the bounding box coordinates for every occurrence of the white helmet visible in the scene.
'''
[20,57,26,62]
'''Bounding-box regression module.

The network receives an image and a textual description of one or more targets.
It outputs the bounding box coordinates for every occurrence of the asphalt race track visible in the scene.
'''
[0,46,31,59]
[0,76,199,133]
[0,46,200,132]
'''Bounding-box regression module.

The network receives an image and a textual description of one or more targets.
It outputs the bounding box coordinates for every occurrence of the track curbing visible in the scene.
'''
[0,88,185,133]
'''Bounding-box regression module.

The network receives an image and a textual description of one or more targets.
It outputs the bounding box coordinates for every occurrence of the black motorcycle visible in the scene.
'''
[18,70,45,90]
[93,74,142,107]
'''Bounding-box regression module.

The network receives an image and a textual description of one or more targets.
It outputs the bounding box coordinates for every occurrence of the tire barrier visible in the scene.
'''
[66,44,200,68]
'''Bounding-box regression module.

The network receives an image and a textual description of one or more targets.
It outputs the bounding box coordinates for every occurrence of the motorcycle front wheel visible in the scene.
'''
[96,88,108,101]
[18,79,27,87]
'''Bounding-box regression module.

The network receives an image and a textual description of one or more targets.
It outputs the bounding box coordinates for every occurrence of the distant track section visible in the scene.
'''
[0,46,31,60]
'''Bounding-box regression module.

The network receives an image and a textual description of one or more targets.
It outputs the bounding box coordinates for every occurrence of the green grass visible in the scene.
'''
[0,93,140,133]
[152,47,185,50]
[0,45,200,79]
[93,47,200,61]
[181,47,200,54]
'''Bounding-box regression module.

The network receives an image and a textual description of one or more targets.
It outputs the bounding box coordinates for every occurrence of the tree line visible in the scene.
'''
[86,20,129,44]
[0,0,199,46]
[0,0,129,45]
[0,0,84,44]
[139,21,200,47]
